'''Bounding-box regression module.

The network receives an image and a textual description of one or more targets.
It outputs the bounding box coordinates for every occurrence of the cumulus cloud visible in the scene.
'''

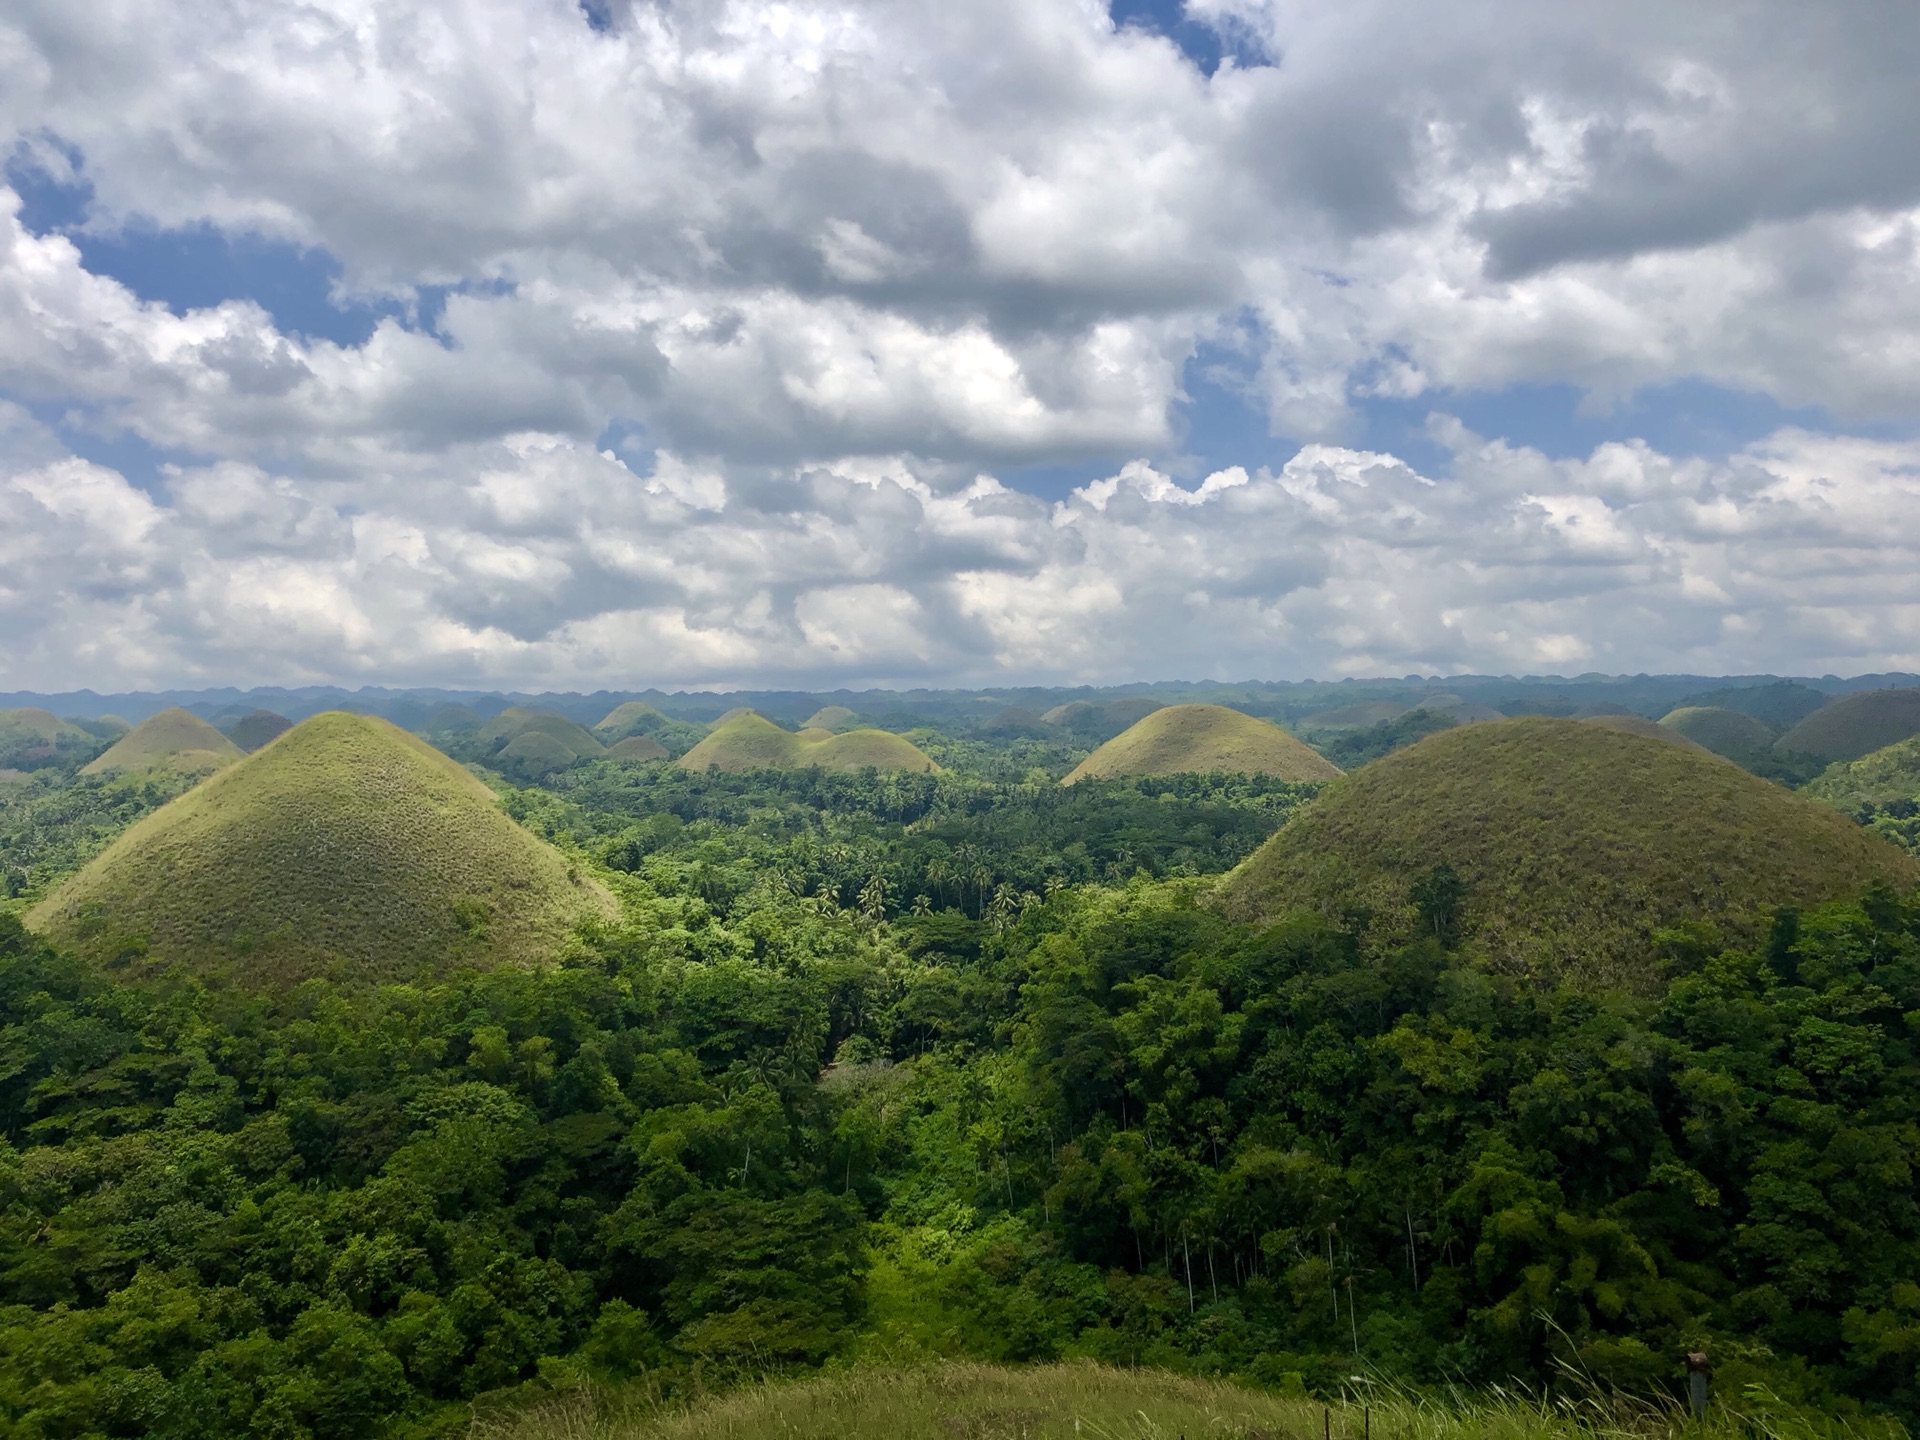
[3,410,1919,690]
[1,0,1918,685]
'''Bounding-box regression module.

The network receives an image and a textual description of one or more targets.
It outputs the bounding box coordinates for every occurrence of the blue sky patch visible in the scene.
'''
[1107,0,1268,77]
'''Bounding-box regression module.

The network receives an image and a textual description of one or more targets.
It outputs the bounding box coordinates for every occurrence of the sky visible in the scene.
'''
[2,0,1919,692]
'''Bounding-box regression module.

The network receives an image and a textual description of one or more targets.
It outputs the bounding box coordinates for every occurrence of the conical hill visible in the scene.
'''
[1579,713,1707,750]
[678,711,936,773]
[81,708,242,775]
[31,712,617,983]
[594,701,666,738]
[1660,706,1776,756]
[1213,717,1920,990]
[0,708,96,768]
[225,710,292,753]
[1063,704,1340,784]
[1776,689,1920,762]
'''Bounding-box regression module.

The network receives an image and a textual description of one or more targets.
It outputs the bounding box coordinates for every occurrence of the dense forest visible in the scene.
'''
[4,690,1920,1439]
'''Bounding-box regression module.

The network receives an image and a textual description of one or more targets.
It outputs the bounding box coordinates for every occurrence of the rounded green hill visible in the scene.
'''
[81,708,243,775]
[678,712,936,774]
[0,708,96,768]
[225,709,293,753]
[802,705,859,730]
[1660,705,1776,756]
[1579,713,1706,750]
[606,734,669,762]
[1776,689,1920,762]
[594,700,666,739]
[30,712,617,983]
[1063,704,1341,784]
[1213,717,1920,989]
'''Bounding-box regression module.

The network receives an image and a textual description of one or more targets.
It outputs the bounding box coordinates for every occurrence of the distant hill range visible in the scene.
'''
[2,673,1914,750]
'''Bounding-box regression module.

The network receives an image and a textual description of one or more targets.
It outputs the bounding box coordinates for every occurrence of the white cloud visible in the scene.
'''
[2,416,1919,690]
[1,0,1919,685]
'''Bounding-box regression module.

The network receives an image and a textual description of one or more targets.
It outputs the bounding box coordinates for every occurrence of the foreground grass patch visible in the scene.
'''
[472,1362,1854,1440]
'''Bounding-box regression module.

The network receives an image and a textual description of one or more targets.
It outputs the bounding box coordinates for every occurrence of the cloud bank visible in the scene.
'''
[2,0,1917,687]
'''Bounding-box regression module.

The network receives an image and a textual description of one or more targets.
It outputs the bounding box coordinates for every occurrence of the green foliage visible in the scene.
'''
[1305,708,1458,769]
[0,767,199,907]
[516,762,1318,919]
[1064,706,1340,784]
[1217,717,1920,989]
[0,708,106,772]
[1805,737,1920,856]
[11,708,1920,1436]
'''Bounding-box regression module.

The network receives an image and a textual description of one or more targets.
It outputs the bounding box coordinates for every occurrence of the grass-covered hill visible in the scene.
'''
[1776,687,1920,762]
[595,701,667,738]
[423,703,482,733]
[222,709,292,753]
[465,709,610,777]
[1677,679,1831,729]
[606,734,669,761]
[594,702,706,756]
[1039,696,1164,743]
[1297,697,1412,729]
[80,707,242,776]
[479,709,604,756]
[1578,712,1706,749]
[1660,704,1776,756]
[801,704,858,730]
[1213,716,1920,988]
[0,708,99,770]
[29,712,616,982]
[491,1364,1357,1440]
[677,711,937,773]
[1063,704,1341,784]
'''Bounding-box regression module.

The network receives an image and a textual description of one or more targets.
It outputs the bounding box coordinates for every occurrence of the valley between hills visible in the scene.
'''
[2,674,1920,1437]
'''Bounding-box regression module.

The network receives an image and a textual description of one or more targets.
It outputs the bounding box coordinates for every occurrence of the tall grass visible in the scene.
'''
[469,1361,1894,1440]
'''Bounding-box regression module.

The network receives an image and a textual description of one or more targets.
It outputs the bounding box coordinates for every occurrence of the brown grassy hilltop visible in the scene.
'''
[1063,704,1340,783]
[32,712,616,983]
[1214,716,1919,989]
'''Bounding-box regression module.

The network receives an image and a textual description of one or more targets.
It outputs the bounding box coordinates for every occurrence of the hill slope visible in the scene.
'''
[1776,688,1920,762]
[0,708,97,769]
[594,700,667,738]
[1064,704,1341,783]
[224,710,292,753]
[1806,736,1920,812]
[1660,705,1776,756]
[678,712,936,773]
[81,708,243,775]
[606,734,669,761]
[1579,713,1707,750]
[1213,717,1919,988]
[802,705,859,730]
[31,712,616,982]
[1676,680,1830,729]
